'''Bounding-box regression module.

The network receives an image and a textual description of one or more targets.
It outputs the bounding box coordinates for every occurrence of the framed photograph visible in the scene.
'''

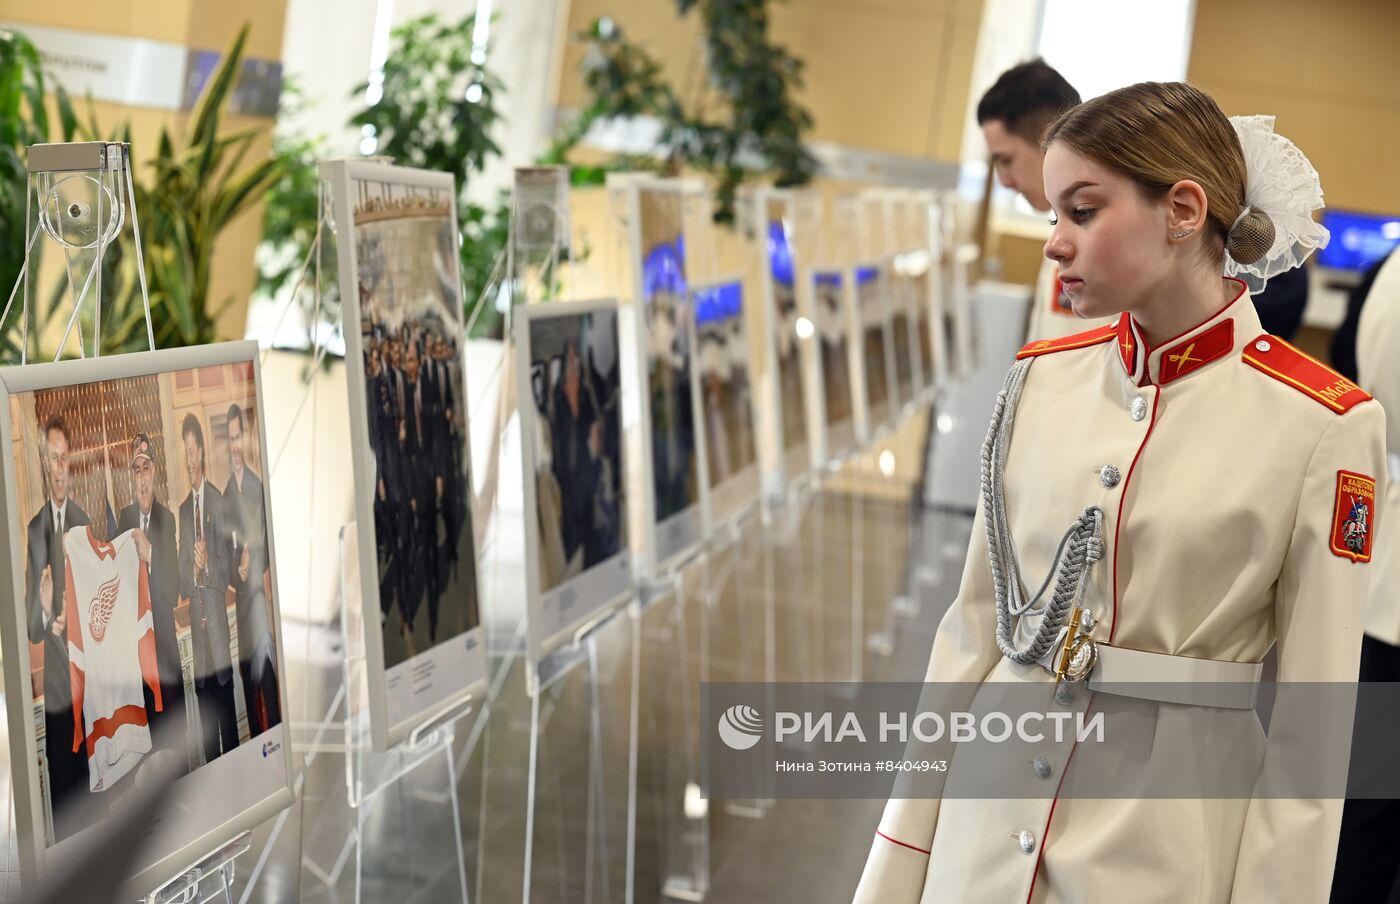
[624,179,704,575]
[910,258,938,400]
[855,263,895,441]
[323,159,487,750]
[690,279,761,531]
[811,269,858,462]
[888,259,920,416]
[0,341,294,893]
[895,193,942,398]
[756,191,811,489]
[516,299,631,664]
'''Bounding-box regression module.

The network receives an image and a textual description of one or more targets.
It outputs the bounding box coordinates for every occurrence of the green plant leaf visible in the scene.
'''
[187,24,249,159]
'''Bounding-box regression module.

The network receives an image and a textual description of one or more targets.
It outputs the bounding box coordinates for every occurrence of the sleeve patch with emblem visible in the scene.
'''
[1331,470,1377,562]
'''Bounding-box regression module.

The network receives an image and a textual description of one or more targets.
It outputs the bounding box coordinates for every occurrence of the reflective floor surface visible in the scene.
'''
[0,454,972,904]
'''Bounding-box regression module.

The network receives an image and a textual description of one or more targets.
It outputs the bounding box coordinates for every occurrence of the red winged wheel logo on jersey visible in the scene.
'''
[89,574,121,643]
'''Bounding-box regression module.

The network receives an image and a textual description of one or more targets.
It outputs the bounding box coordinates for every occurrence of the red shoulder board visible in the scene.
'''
[1241,334,1373,414]
[1016,324,1117,360]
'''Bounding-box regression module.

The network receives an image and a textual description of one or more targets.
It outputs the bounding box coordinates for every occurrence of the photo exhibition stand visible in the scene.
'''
[484,168,642,904]
[613,175,723,902]
[627,487,719,900]
[7,141,262,904]
[272,180,472,904]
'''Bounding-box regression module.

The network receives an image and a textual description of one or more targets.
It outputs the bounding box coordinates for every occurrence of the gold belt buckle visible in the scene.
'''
[1054,607,1098,683]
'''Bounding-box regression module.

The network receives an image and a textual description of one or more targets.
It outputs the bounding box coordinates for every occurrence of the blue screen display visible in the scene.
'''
[1317,209,1400,273]
[813,270,843,288]
[694,282,743,325]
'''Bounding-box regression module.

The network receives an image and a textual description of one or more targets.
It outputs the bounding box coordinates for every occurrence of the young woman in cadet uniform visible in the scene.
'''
[855,82,1386,904]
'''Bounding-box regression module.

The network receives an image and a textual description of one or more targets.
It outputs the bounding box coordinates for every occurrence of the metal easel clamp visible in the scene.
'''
[407,693,477,748]
[142,831,252,904]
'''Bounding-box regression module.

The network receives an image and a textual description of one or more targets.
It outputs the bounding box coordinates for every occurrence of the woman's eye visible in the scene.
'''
[1048,213,1059,227]
[1071,207,1095,223]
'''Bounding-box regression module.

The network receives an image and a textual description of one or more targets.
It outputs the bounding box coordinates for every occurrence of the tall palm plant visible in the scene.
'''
[98,25,285,354]
[0,29,77,361]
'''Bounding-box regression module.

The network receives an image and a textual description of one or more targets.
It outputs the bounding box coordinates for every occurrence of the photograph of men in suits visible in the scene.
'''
[116,432,187,762]
[177,414,238,762]
[25,414,91,839]
[530,313,626,595]
[352,183,480,675]
[223,404,280,735]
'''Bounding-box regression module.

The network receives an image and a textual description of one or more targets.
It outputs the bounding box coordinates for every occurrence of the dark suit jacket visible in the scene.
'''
[386,368,410,504]
[25,500,90,709]
[403,375,430,498]
[178,481,232,682]
[117,503,181,695]
[223,467,270,664]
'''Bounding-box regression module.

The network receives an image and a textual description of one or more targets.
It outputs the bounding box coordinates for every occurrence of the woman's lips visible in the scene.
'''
[1060,277,1083,291]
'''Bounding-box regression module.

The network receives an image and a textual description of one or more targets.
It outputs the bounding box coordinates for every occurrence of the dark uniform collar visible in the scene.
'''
[1115,278,1256,387]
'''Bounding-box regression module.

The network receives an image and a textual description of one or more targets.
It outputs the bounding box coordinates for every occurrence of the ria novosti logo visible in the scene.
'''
[717,705,764,750]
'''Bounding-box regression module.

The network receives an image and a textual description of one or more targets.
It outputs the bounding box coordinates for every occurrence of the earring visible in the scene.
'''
[1171,227,1195,240]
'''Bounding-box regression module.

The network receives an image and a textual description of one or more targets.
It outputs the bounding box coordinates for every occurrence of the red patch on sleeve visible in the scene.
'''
[1331,470,1377,563]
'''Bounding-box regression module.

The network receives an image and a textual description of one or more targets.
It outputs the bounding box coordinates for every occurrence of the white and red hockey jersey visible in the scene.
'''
[63,525,163,792]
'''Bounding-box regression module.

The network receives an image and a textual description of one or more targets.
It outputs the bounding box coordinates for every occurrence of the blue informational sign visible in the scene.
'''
[1317,209,1400,273]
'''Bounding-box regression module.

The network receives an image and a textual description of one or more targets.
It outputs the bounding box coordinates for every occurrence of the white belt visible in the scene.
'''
[1035,633,1263,710]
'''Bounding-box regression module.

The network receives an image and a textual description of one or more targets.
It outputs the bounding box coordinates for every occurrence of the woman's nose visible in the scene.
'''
[1044,226,1070,263]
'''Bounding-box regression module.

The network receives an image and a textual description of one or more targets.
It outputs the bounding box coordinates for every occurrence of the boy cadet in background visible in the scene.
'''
[977,60,1114,341]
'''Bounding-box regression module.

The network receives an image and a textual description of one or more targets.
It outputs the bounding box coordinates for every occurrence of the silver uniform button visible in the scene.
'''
[1130,396,1148,421]
[1255,340,1271,353]
[1017,830,1036,854]
[1033,756,1053,780]
[1099,465,1122,488]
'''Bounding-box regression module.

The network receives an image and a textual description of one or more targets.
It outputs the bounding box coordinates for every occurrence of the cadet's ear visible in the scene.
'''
[1165,180,1209,243]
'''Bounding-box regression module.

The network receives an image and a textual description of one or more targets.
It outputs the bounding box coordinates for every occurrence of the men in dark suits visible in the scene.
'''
[550,341,610,568]
[367,341,400,624]
[417,335,447,634]
[25,414,91,839]
[398,338,433,640]
[116,432,187,763]
[223,404,280,735]
[385,341,407,613]
[431,335,465,600]
[176,414,238,762]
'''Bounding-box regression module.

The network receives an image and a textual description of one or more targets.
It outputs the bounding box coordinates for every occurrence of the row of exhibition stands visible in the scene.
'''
[0,141,1031,903]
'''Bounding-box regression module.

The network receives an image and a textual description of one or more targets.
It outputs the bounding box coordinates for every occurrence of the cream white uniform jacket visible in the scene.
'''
[856,281,1386,903]
[1024,257,1115,343]
[1357,251,1400,644]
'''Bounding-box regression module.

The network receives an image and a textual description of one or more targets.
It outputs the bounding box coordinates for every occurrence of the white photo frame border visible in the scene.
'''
[322,158,489,751]
[808,267,859,464]
[0,340,296,896]
[515,297,634,666]
[754,188,813,494]
[855,261,897,441]
[689,276,761,535]
[623,178,705,578]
